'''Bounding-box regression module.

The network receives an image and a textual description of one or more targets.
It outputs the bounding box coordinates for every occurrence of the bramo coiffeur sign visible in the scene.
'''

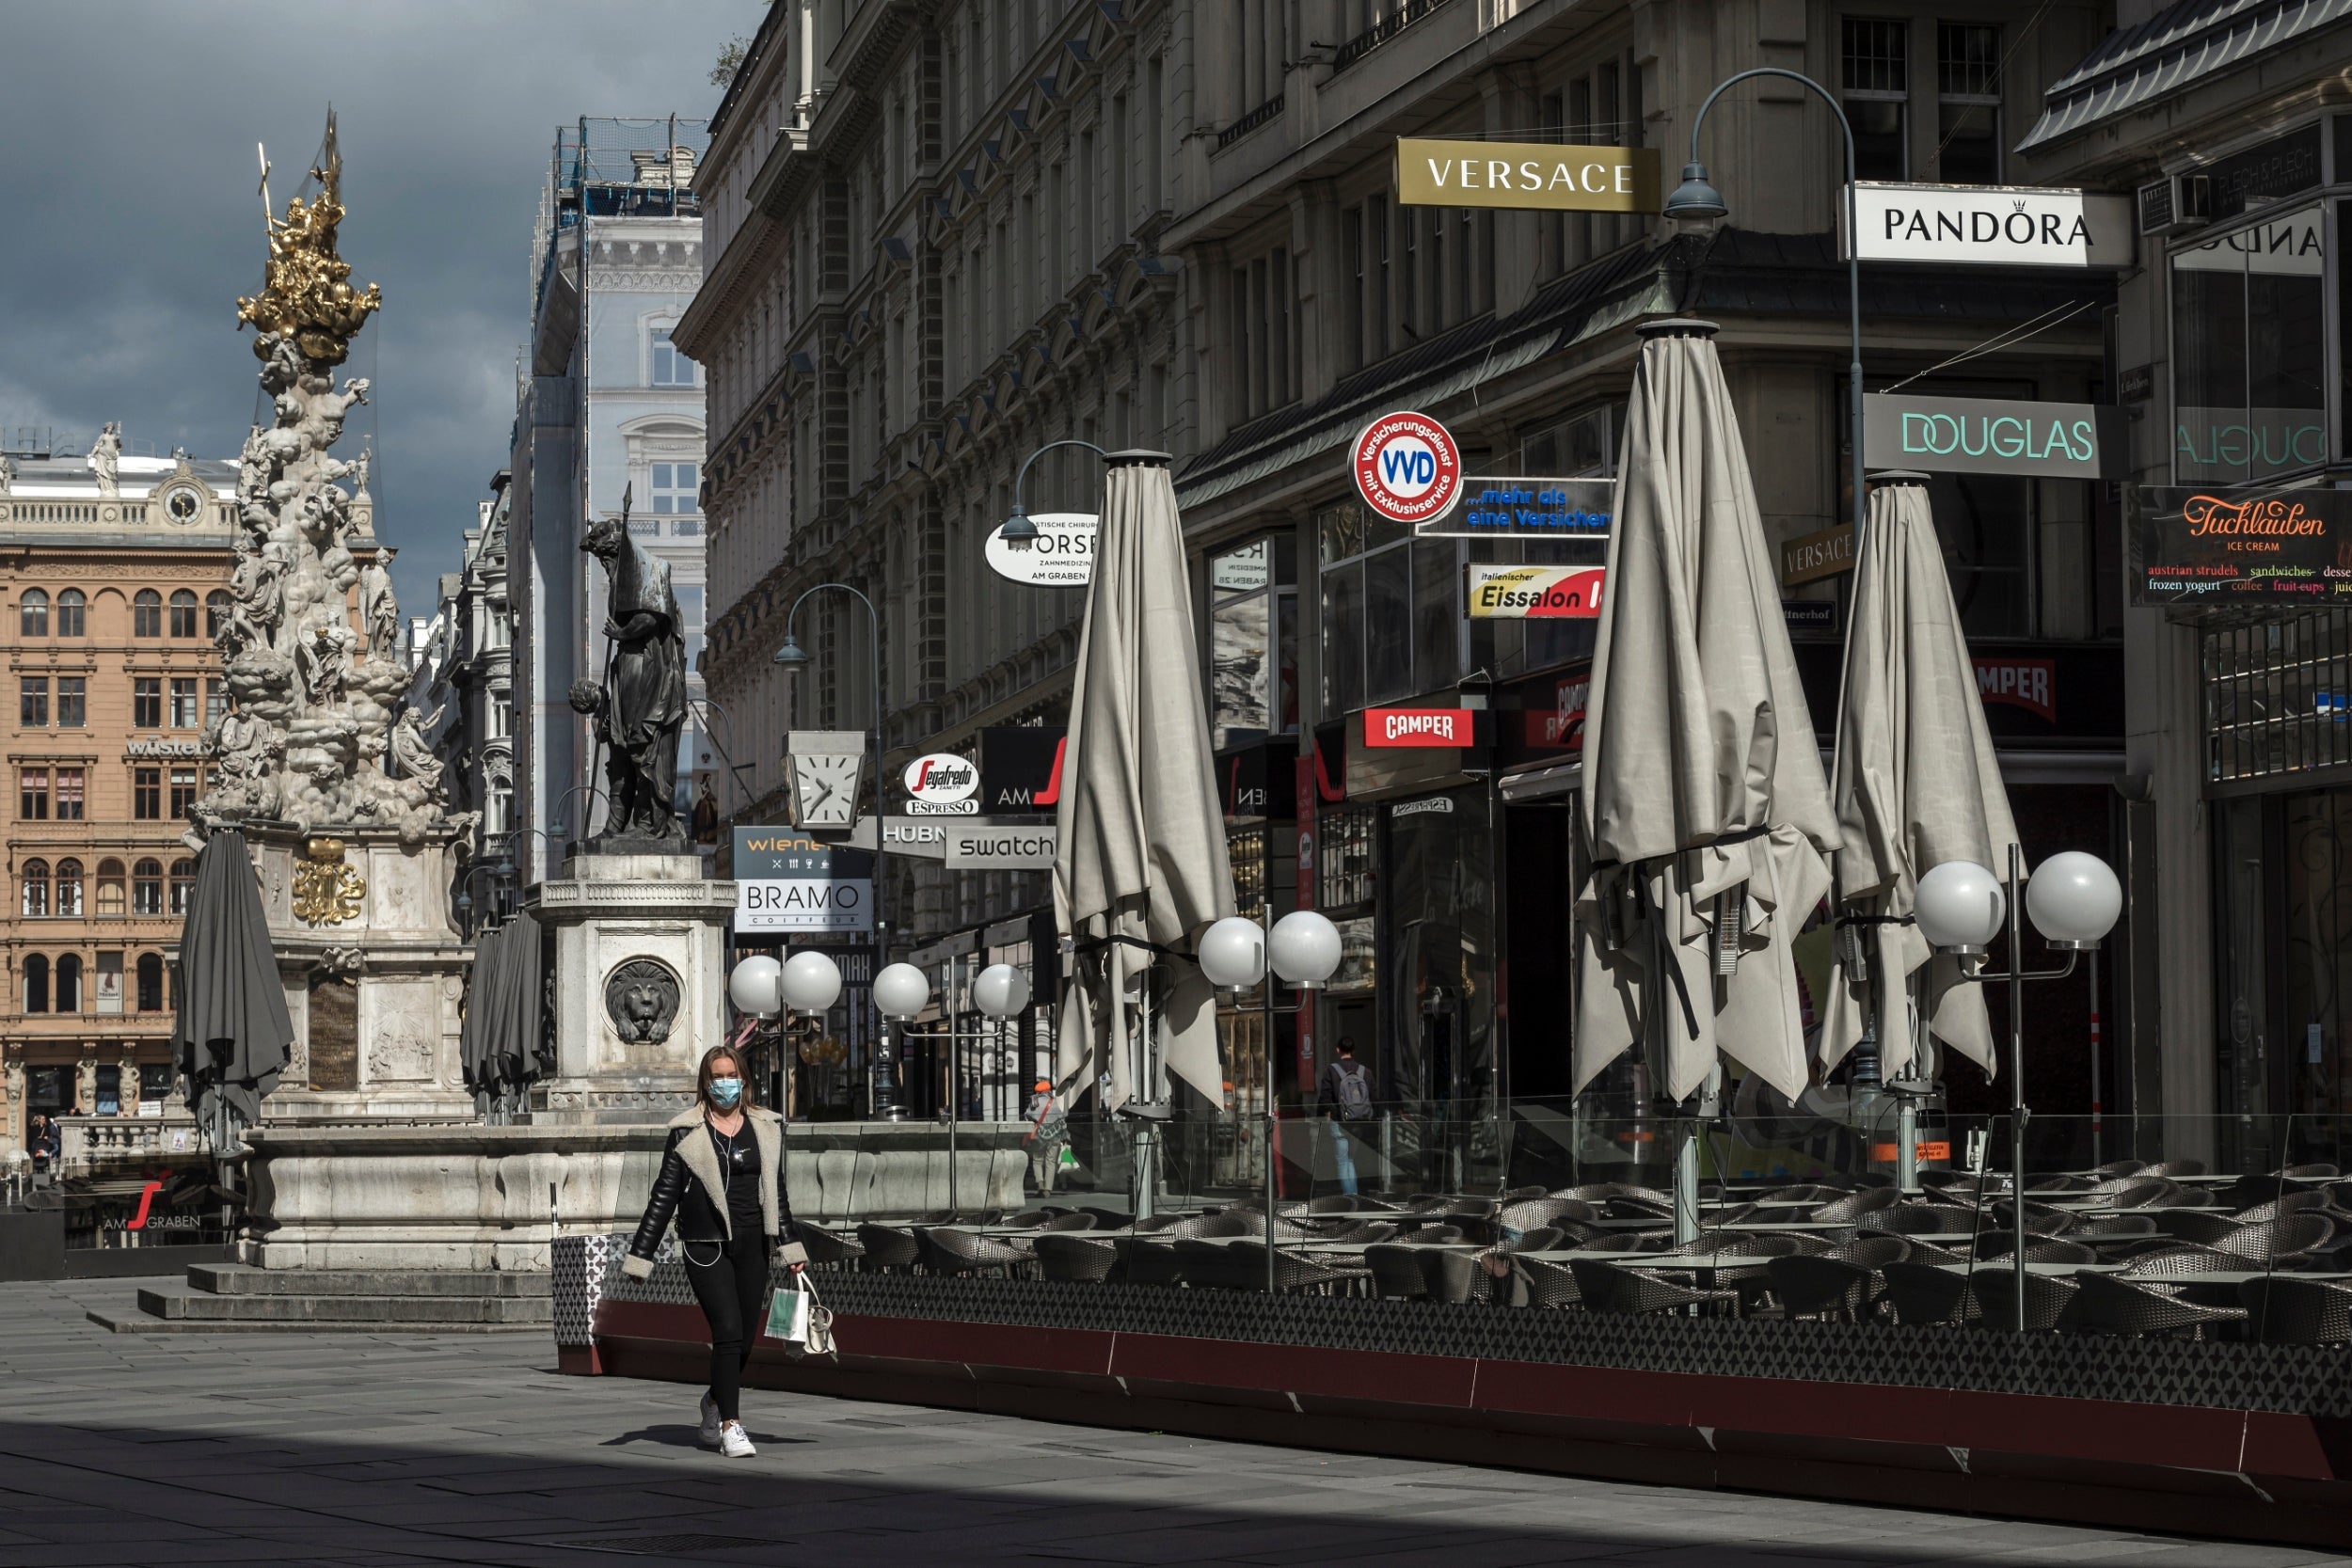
[2131,486,2352,605]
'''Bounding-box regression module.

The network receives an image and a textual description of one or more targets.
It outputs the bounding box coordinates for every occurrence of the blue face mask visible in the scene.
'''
[707,1077,743,1110]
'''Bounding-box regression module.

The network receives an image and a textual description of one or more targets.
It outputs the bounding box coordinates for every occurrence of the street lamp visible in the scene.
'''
[1673,68,1867,545]
[1198,909,1344,1288]
[774,583,889,1116]
[998,438,1107,551]
[1916,845,2121,1332]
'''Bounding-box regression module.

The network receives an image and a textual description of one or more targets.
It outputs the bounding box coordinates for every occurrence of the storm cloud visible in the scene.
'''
[0,1,739,614]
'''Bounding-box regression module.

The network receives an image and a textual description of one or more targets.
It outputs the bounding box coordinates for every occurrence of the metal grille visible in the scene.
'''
[1938,24,2002,98]
[1842,19,1909,94]
[2202,610,2352,783]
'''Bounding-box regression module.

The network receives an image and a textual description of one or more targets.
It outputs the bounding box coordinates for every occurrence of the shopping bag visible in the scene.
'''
[764,1283,810,1342]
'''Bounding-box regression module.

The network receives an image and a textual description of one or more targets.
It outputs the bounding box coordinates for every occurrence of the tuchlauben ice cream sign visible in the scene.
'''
[1841,181,2134,268]
[1864,393,2129,479]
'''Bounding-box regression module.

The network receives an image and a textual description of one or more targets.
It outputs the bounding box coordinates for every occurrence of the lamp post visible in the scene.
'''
[1200,909,1344,1291]
[774,583,888,1116]
[996,438,1108,549]
[1665,69,1866,545]
[1916,848,2122,1332]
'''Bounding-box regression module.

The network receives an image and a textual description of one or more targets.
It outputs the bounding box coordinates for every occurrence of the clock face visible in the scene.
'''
[159,486,202,525]
[792,752,864,828]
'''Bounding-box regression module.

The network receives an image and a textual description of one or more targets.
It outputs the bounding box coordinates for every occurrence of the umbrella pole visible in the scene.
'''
[1133,969,1157,1222]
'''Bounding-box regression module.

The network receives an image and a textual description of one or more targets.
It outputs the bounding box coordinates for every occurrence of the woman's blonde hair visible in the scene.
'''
[695,1043,752,1114]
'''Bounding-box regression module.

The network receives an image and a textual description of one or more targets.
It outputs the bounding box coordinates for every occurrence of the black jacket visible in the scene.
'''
[624,1105,794,1276]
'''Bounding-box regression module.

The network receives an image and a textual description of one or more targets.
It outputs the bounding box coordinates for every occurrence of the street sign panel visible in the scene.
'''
[1840,181,2135,268]
[983,512,1096,587]
[729,828,875,933]
[1352,410,1462,529]
[1394,138,1661,213]
[944,823,1057,869]
[1465,563,1608,618]
[1864,393,2129,479]
[1416,477,1614,539]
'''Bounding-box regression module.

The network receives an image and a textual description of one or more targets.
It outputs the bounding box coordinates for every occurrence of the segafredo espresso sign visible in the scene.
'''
[1864,393,2130,480]
[1842,182,2134,268]
[900,752,980,815]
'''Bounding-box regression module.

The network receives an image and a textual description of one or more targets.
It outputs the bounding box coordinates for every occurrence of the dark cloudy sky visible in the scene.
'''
[0,1,747,615]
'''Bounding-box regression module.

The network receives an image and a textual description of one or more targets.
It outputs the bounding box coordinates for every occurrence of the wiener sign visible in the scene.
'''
[1363,707,1475,748]
[1865,393,2128,480]
[2130,485,2352,605]
[1465,563,1607,618]
[1394,138,1661,213]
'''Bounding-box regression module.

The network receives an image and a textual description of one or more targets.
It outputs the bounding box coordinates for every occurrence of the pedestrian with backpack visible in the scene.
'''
[1314,1037,1376,1196]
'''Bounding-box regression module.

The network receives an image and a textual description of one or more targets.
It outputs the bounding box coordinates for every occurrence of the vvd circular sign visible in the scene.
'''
[1352,410,1462,527]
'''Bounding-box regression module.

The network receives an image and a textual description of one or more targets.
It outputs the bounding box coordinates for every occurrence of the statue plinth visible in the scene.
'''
[230,821,476,1123]
[525,854,737,1126]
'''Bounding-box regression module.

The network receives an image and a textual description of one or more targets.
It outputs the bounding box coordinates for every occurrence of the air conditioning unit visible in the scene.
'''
[2138,172,2212,237]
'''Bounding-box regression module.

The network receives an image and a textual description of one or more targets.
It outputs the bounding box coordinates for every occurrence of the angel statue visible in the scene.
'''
[389,704,444,794]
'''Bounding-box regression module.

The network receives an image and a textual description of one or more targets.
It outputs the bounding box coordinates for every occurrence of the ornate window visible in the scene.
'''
[135,953,164,1012]
[133,859,163,916]
[96,859,125,917]
[650,325,697,387]
[134,590,162,638]
[168,858,196,916]
[19,767,48,819]
[19,589,46,638]
[169,590,199,639]
[134,678,162,730]
[54,859,82,917]
[22,955,48,1014]
[55,954,82,1014]
[56,589,85,637]
[21,859,49,917]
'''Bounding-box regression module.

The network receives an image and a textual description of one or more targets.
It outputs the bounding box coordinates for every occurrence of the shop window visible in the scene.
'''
[21,676,47,727]
[134,677,162,730]
[168,590,199,639]
[22,955,47,1014]
[56,677,84,728]
[55,768,83,821]
[20,767,48,820]
[56,589,84,637]
[1318,502,1464,718]
[169,858,195,916]
[137,954,166,1012]
[2172,204,2326,483]
[1211,537,1298,749]
[96,860,124,917]
[1317,804,1378,910]
[1935,24,2002,184]
[133,859,163,916]
[139,1061,172,1101]
[54,859,82,916]
[18,589,46,638]
[134,590,161,638]
[134,768,160,820]
[94,1064,119,1115]
[56,955,81,1014]
[1841,18,1908,182]
[21,859,48,917]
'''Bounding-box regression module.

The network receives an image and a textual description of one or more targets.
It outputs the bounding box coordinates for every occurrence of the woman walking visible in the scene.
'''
[622,1044,804,1457]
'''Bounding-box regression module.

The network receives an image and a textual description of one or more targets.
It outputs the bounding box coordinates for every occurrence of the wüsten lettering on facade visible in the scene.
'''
[1393,138,1661,213]
[2130,485,2352,605]
[1864,393,2129,479]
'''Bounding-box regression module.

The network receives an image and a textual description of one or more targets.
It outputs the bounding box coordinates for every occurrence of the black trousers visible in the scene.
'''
[682,1234,770,1421]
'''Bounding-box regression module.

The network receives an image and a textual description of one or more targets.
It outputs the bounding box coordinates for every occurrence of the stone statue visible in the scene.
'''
[354,445,371,494]
[87,423,120,498]
[0,454,13,495]
[295,621,355,706]
[577,516,688,851]
[389,705,444,793]
[358,550,399,656]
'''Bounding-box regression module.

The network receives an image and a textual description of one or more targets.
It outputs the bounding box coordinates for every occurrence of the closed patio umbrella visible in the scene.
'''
[460,911,547,1117]
[1821,472,2019,1081]
[172,829,295,1150]
[1053,451,1234,1127]
[1575,319,1838,1107]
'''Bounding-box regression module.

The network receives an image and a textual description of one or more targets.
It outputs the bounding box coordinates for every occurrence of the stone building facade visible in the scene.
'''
[0,439,237,1150]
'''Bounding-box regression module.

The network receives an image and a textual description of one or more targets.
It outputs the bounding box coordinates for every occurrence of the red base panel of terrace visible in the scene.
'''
[591,1300,2352,1549]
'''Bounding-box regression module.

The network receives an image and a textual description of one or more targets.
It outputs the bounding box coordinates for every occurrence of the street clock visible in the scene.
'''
[786,731,866,828]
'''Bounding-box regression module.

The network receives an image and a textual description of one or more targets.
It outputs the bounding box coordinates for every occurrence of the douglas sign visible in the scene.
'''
[2131,486,2352,605]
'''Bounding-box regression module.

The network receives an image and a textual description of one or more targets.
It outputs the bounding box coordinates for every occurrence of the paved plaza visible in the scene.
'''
[0,1278,2342,1568]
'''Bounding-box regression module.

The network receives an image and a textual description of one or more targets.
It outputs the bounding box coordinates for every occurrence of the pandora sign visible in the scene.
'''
[1842,182,2135,269]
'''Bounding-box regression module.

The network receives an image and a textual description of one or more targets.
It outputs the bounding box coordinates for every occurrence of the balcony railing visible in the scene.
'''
[1216,93,1285,150]
[1332,0,1459,73]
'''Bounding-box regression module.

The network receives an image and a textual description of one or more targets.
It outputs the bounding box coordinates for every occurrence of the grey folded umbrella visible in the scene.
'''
[461,911,548,1110]
[173,830,295,1141]
[1575,320,1838,1103]
[1821,473,2020,1079]
[1053,451,1234,1111]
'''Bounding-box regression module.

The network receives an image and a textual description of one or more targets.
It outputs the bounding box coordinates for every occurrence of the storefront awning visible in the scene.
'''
[2018,0,2352,152]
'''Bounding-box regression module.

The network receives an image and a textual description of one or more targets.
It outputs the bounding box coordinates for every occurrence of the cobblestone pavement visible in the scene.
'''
[3,1277,2346,1568]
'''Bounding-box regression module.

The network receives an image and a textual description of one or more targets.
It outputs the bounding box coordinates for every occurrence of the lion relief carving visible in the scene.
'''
[603,958,681,1045]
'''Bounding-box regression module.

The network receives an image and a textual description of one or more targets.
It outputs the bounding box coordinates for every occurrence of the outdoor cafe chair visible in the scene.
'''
[2279,1163,2341,1180]
[1970,1266,2082,1332]
[2065,1272,2245,1339]
[1570,1230,1672,1253]
[1570,1258,1740,1318]
[2132,1159,2207,1180]
[1111,1236,1185,1287]
[2229,1191,2328,1224]
[1605,1195,1676,1222]
[1810,1188,1900,1224]
[1757,1183,1846,1207]
[1768,1240,1907,1323]
[1880,1261,1979,1325]
[1977,1237,2097,1265]
[2120,1244,2235,1278]
[855,1223,922,1274]
[1037,1211,1100,1233]
[1499,1197,1595,1232]
[917,1226,1033,1279]
[1397,1225,1467,1244]
[1033,1233,1119,1284]
[1509,1226,1570,1254]
[1421,1246,1490,1304]
[1007,1207,1068,1226]
[2153,1211,2249,1247]
[2068,1214,2159,1241]
[2237,1275,2352,1344]
[1365,1243,1432,1301]
[1518,1255,1585,1310]
[1232,1239,1367,1296]
[1306,1193,1384,1215]
[2106,1180,2188,1209]
[2214,1213,2333,1265]
[2026,1175,2097,1195]
[1500,1185,1550,1203]
[795,1225,866,1272]
[1989,1199,2078,1235]
[1326,1220,1402,1244]
[1551,1182,1627,1202]
[2092,1159,2144,1179]
[1860,1203,1983,1237]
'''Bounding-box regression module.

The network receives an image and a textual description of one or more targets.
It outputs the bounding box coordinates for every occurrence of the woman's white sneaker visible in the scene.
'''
[720,1420,755,1458]
[697,1393,722,1448]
